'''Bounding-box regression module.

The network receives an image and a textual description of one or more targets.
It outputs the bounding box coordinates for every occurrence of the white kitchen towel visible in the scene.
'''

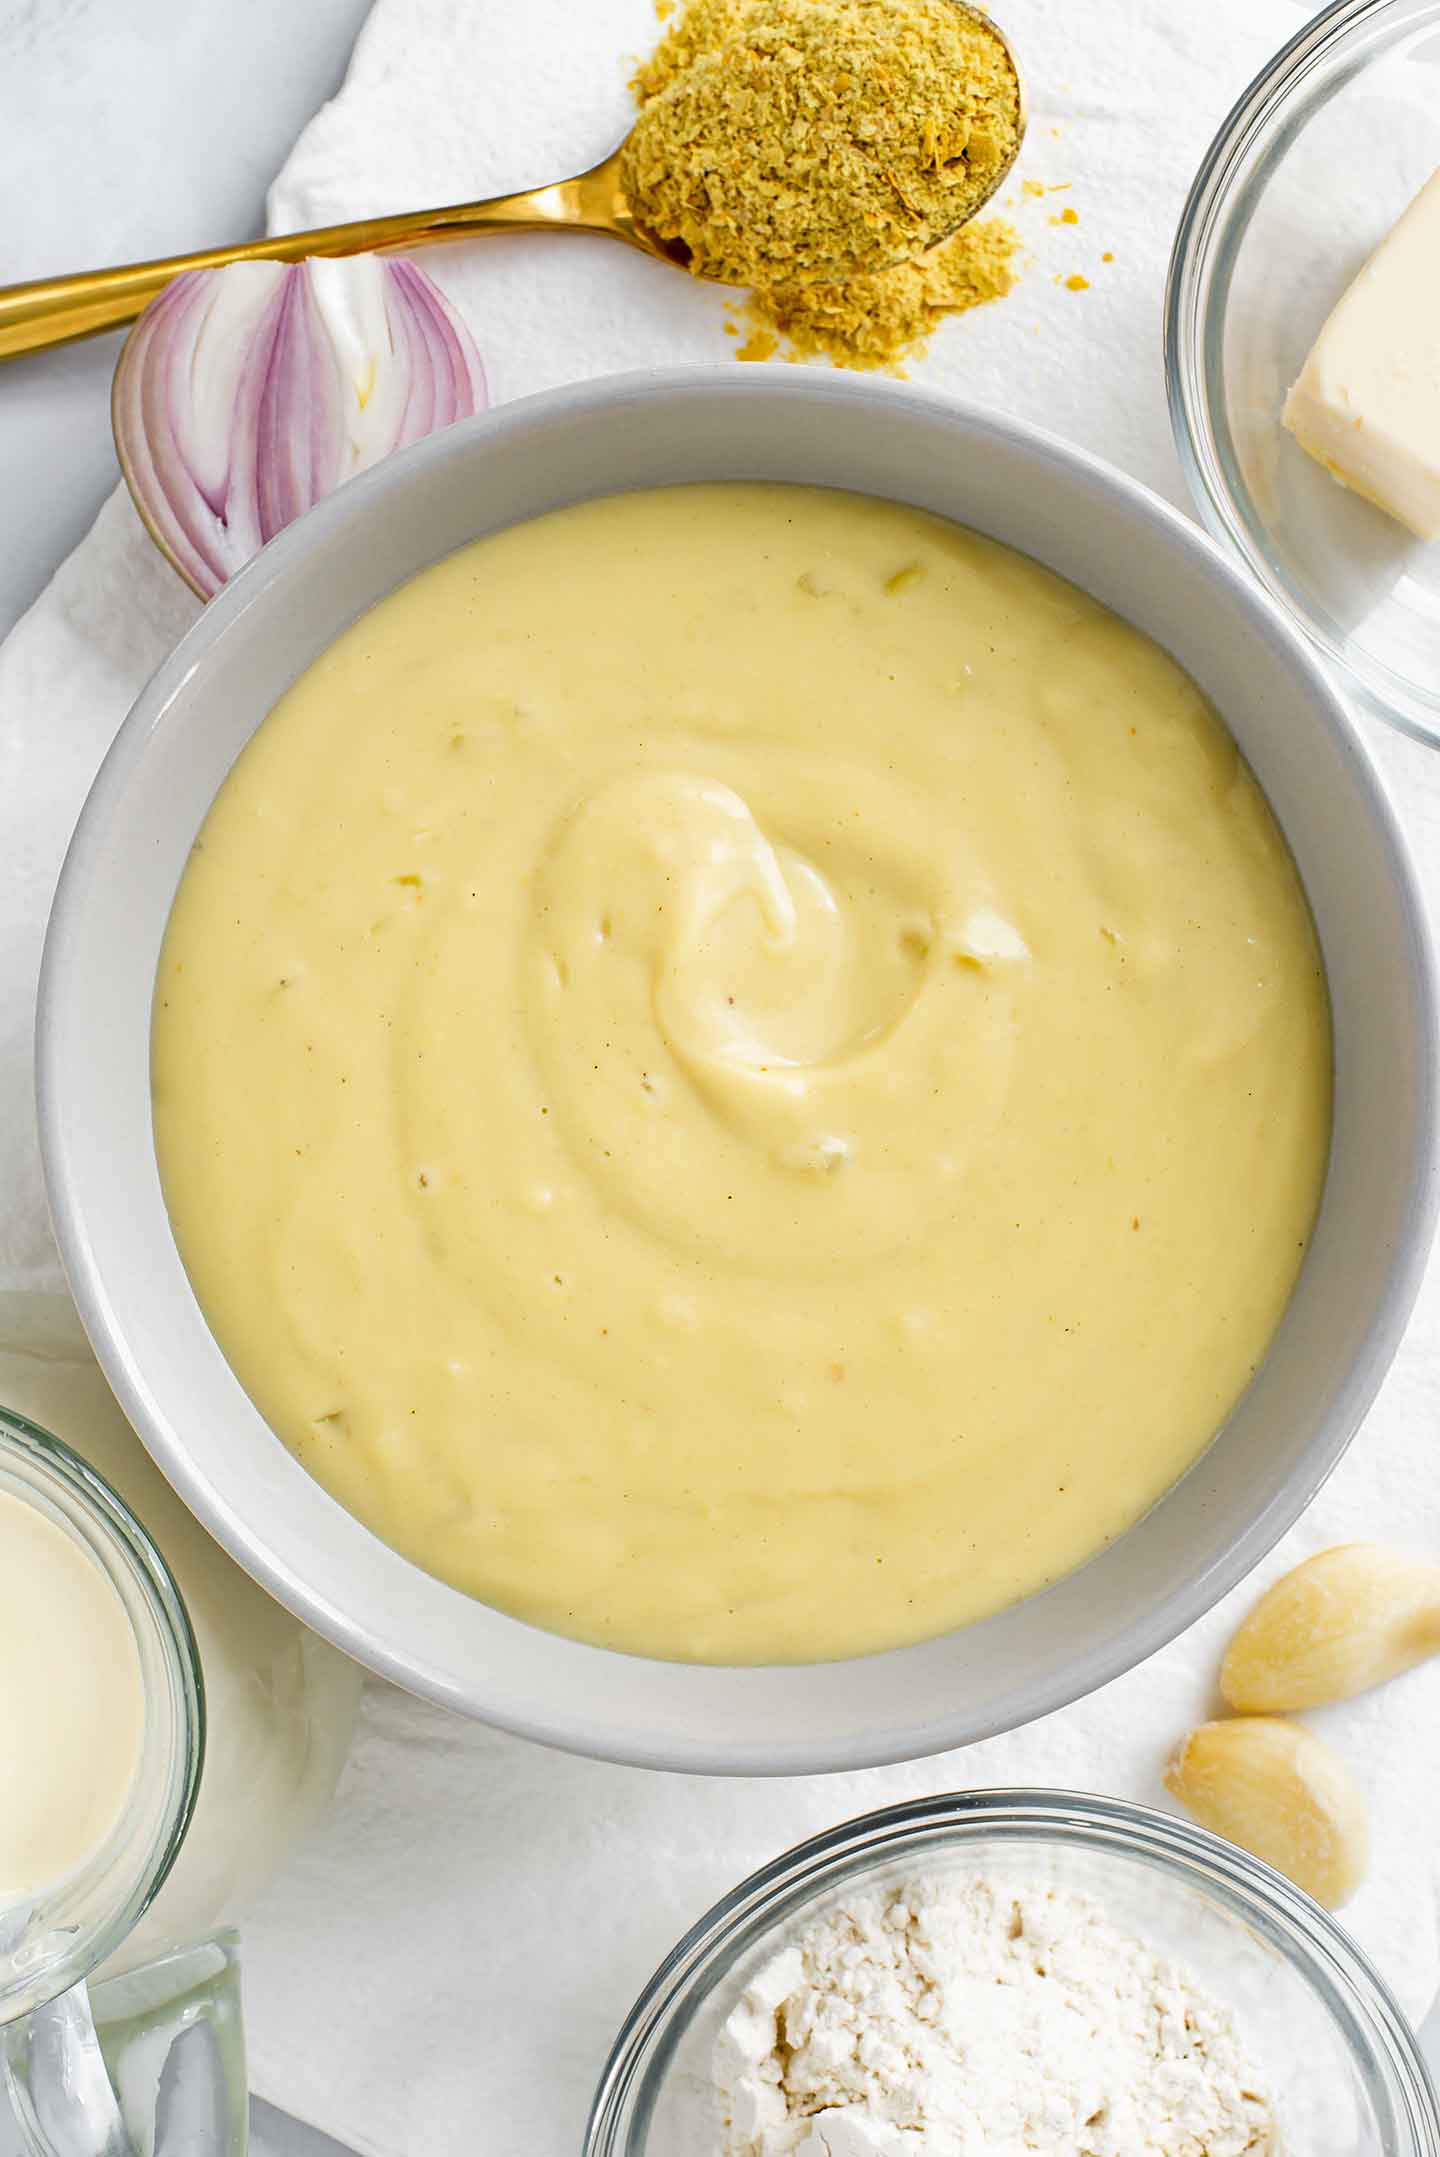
[4,3,1440,2154]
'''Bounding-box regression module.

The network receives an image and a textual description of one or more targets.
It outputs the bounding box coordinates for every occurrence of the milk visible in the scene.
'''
[0,1339,360,1971]
[0,1490,143,1901]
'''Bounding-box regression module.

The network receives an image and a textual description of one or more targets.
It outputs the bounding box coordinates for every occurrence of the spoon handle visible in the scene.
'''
[0,177,604,361]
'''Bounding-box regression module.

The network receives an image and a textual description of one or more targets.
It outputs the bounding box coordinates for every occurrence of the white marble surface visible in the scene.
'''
[0,0,371,643]
[3,0,1439,2152]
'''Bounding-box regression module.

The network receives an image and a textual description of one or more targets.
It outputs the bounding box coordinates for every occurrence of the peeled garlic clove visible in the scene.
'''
[1164,1718,1368,1909]
[1221,1543,1440,1712]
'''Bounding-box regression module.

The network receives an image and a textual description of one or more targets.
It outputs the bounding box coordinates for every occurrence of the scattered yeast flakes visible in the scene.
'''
[628,0,1025,371]
[1063,272,1089,292]
[735,322,781,361]
[742,217,1019,372]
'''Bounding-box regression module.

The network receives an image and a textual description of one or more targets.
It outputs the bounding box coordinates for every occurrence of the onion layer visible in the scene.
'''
[113,257,489,599]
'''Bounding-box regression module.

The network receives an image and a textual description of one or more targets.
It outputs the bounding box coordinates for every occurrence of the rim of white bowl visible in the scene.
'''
[35,367,1440,1774]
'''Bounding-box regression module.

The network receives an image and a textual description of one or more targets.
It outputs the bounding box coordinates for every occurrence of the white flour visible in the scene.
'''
[713,1874,1277,2155]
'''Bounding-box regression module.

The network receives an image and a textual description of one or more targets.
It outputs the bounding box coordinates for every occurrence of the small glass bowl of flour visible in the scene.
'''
[586,1790,1440,2156]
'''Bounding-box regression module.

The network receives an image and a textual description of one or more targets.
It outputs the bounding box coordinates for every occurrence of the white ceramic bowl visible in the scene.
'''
[38,369,1439,1775]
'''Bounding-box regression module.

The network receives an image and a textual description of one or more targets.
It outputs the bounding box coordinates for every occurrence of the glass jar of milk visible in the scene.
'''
[0,1349,360,2157]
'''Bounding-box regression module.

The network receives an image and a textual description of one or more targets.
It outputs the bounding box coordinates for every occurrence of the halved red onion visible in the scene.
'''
[112,257,489,599]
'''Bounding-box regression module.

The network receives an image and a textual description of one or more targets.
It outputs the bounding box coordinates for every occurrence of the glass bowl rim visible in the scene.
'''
[1164,0,1440,748]
[584,1784,1440,2155]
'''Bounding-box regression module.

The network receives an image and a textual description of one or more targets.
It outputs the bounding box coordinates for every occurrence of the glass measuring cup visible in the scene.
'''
[0,1410,241,2156]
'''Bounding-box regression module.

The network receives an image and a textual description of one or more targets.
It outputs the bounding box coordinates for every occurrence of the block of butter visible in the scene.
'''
[1282,168,1440,542]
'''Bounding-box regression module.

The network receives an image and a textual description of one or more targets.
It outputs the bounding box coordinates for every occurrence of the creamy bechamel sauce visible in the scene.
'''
[153,486,1331,1664]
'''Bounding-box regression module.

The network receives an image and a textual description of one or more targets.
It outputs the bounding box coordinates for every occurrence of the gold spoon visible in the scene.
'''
[0,154,666,363]
[0,15,1025,364]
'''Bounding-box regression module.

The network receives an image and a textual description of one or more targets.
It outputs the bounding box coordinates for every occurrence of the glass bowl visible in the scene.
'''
[1166,0,1440,748]
[0,1409,202,2024]
[585,1789,1440,2155]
